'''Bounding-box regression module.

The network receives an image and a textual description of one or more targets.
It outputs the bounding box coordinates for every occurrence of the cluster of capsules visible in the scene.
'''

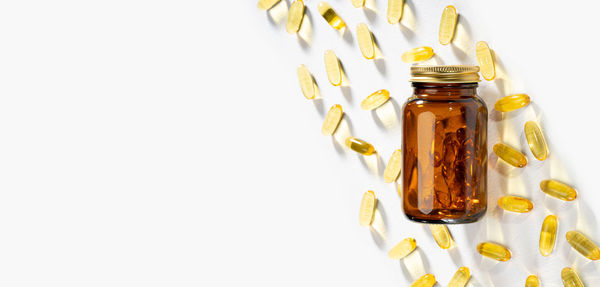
[258,1,599,286]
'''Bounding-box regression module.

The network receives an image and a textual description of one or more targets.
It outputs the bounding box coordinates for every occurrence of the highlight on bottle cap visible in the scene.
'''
[410,65,481,83]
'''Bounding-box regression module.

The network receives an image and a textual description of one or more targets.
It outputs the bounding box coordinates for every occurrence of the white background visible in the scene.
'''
[1,0,599,286]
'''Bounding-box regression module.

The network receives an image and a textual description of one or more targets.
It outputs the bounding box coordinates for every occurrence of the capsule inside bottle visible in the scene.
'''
[539,215,558,257]
[345,137,375,155]
[497,196,533,213]
[561,267,584,287]
[429,224,453,249]
[493,143,527,168]
[524,121,548,161]
[447,267,469,287]
[388,238,416,259]
[540,179,577,201]
[476,242,511,261]
[566,230,600,260]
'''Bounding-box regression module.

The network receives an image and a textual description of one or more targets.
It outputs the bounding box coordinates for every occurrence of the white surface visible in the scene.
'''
[0,0,599,286]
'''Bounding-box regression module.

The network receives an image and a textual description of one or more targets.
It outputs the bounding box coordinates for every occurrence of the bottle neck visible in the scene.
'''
[412,82,478,99]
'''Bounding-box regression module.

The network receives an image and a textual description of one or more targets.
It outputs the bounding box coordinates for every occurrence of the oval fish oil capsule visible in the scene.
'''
[286,0,305,34]
[429,224,453,249]
[388,238,417,259]
[387,0,404,24]
[257,0,281,10]
[475,41,496,81]
[345,137,376,155]
[351,0,365,8]
[476,242,511,261]
[561,267,584,287]
[539,215,558,257]
[356,23,376,60]
[401,46,434,63]
[324,50,342,86]
[525,275,540,287]
[317,2,346,30]
[410,274,436,287]
[322,105,343,136]
[439,5,458,45]
[297,64,317,100]
[524,121,548,161]
[540,180,577,201]
[494,94,530,112]
[497,196,533,213]
[358,190,377,227]
[383,149,402,183]
[493,143,527,168]
[361,89,390,110]
[566,231,600,261]
[447,267,470,287]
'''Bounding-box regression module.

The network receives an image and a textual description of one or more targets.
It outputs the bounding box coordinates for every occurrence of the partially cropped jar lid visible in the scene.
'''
[410,65,480,83]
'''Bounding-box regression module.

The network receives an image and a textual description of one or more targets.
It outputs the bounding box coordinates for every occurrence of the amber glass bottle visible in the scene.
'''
[402,66,487,224]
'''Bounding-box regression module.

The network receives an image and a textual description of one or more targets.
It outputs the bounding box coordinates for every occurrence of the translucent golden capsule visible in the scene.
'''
[476,242,511,261]
[401,47,434,63]
[297,64,317,100]
[566,231,600,261]
[494,94,530,112]
[447,267,470,287]
[561,268,584,287]
[358,190,377,227]
[356,23,375,60]
[351,0,365,8]
[524,121,548,161]
[388,237,417,259]
[387,0,404,24]
[439,5,458,45]
[321,105,343,136]
[539,215,558,257]
[493,143,527,168]
[497,196,533,213]
[475,41,496,81]
[361,89,390,110]
[410,274,436,287]
[286,0,305,34]
[429,224,453,249]
[525,275,540,287]
[383,149,402,183]
[324,50,342,86]
[317,2,346,30]
[345,137,375,155]
[257,0,281,10]
[540,180,577,201]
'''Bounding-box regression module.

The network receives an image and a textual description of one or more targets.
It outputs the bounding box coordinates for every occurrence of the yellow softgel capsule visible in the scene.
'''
[322,104,343,136]
[476,242,511,261]
[387,0,404,24]
[358,190,377,227]
[561,267,584,287]
[257,0,281,10]
[361,89,390,110]
[429,224,453,249]
[286,0,305,34]
[540,180,577,201]
[410,274,436,287]
[447,267,470,287]
[317,2,346,30]
[497,196,533,213]
[493,143,527,168]
[351,0,365,8]
[525,275,540,287]
[494,94,531,112]
[524,121,548,161]
[356,23,375,60]
[401,47,434,63]
[475,41,496,81]
[388,238,417,259]
[539,215,558,257]
[566,231,600,261]
[324,50,342,86]
[383,149,402,183]
[439,5,458,45]
[345,137,375,155]
[297,64,317,100]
